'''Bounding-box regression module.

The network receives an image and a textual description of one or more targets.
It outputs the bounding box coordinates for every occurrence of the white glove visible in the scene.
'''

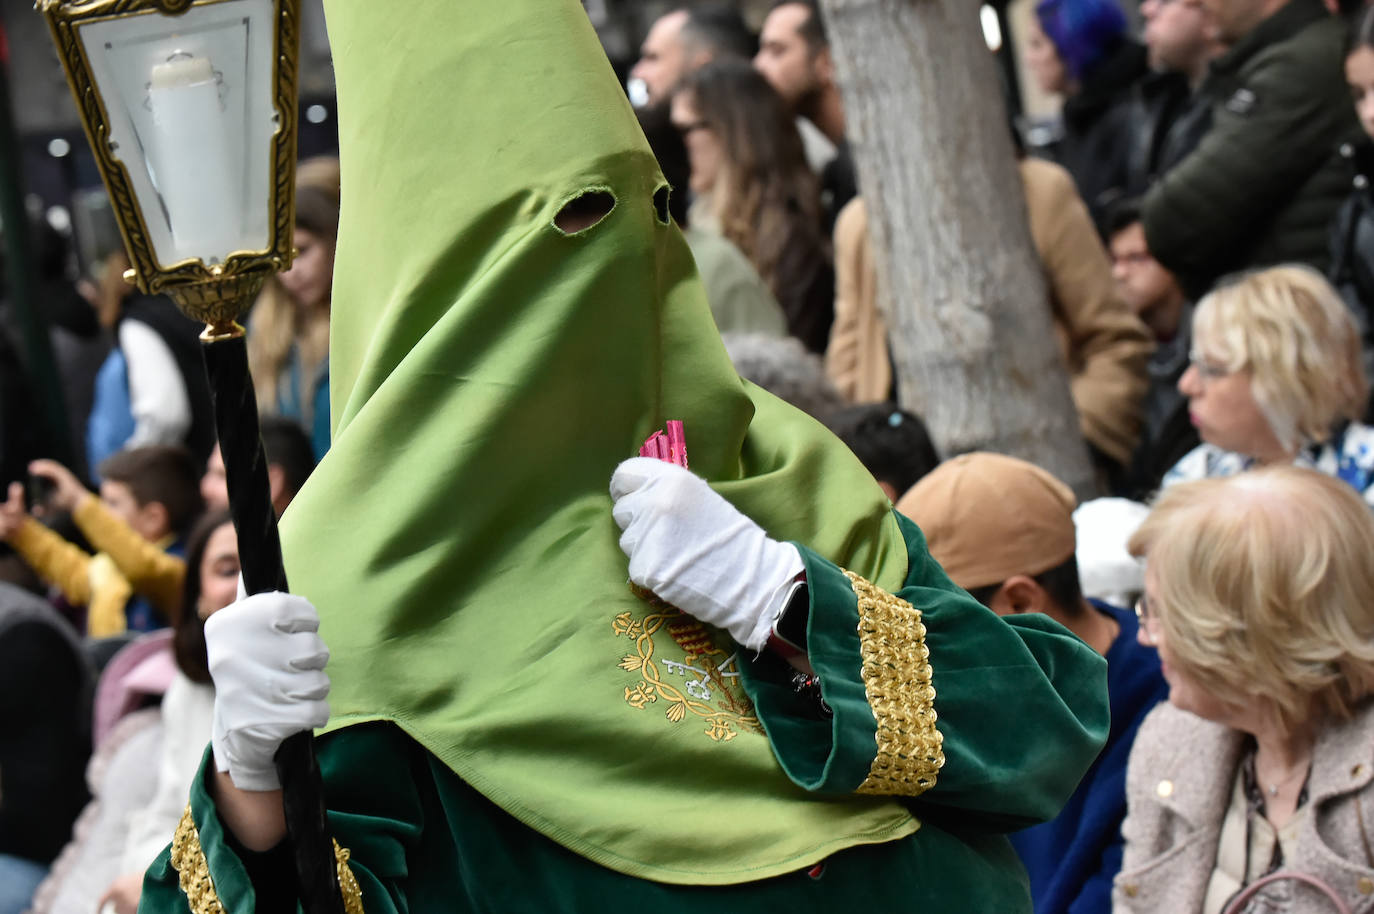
[610,457,804,652]
[205,591,331,791]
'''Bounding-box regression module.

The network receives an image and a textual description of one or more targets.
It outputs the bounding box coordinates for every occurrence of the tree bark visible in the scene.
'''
[819,0,1096,496]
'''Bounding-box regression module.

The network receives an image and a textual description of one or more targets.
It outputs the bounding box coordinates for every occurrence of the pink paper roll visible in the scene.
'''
[666,420,688,468]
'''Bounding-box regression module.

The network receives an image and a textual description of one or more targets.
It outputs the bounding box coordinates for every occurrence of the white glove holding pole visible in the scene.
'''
[610,457,804,652]
[206,591,331,791]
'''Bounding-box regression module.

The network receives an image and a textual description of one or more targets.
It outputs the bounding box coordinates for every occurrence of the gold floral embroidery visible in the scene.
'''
[171,804,366,914]
[170,805,226,914]
[705,719,739,742]
[613,586,763,741]
[845,570,944,796]
[625,680,657,709]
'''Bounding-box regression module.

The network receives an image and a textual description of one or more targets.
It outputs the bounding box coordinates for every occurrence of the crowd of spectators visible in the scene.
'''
[0,155,323,909]
[622,0,1374,911]
[3,0,1374,910]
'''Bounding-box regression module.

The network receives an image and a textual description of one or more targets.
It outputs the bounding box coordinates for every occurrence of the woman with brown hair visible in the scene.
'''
[672,59,833,354]
[247,163,341,460]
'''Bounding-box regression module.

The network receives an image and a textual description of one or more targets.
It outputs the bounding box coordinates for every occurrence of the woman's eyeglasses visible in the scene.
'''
[1188,350,1233,381]
[1135,595,1162,645]
[673,119,711,136]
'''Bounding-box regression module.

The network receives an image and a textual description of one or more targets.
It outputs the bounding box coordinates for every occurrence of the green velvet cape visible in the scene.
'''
[141,517,1109,912]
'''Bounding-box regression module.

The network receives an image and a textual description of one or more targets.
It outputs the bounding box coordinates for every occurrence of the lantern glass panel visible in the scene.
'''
[76,0,277,268]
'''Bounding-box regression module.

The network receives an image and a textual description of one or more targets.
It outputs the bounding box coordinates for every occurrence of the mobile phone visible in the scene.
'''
[771,581,810,654]
[26,473,56,511]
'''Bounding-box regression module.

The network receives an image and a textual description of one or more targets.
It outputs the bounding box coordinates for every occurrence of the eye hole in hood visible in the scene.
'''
[553,189,617,235]
[653,184,672,226]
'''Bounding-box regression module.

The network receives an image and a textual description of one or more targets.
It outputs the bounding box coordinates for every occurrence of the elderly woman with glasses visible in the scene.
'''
[1163,264,1374,502]
[1115,466,1374,912]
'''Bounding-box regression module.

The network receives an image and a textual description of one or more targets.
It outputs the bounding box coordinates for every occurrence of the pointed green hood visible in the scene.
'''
[282,0,914,883]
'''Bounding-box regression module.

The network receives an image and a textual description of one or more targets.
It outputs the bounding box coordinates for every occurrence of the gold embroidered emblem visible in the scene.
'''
[614,585,763,741]
[845,570,945,797]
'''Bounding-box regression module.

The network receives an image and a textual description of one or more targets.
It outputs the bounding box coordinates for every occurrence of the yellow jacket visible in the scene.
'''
[9,495,186,636]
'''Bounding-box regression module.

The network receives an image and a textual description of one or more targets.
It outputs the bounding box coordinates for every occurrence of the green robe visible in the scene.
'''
[141,515,1107,913]
[131,0,1109,908]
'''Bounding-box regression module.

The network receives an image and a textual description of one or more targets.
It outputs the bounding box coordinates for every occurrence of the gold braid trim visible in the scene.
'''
[334,840,366,914]
[845,570,945,796]
[171,805,226,914]
[169,805,366,914]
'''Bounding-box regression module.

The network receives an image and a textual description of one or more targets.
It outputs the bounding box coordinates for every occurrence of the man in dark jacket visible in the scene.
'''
[755,0,856,232]
[629,5,755,108]
[1142,0,1361,299]
[1125,0,1223,195]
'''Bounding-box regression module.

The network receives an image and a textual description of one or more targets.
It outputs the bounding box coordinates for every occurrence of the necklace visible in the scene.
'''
[1260,760,1310,798]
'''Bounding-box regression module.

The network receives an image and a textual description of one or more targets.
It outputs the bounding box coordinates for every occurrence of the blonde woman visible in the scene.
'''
[1165,265,1374,500]
[246,181,339,459]
[1116,466,1374,912]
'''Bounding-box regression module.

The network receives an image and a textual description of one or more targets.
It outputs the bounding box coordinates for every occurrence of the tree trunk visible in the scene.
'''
[819,0,1096,496]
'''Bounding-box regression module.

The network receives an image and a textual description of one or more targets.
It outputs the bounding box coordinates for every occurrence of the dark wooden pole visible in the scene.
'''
[200,333,345,914]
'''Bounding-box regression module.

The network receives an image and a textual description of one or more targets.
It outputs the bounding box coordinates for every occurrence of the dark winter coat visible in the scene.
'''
[1054,41,1150,234]
[1142,0,1361,300]
[1123,70,1213,197]
[0,584,93,865]
[1327,138,1374,419]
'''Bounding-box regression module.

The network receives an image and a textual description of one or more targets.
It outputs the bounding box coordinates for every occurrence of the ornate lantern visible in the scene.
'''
[39,4,346,912]
[40,0,299,339]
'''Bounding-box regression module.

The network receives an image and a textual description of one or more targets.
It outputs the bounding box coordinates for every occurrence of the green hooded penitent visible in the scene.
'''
[135,2,1112,908]
[276,0,918,883]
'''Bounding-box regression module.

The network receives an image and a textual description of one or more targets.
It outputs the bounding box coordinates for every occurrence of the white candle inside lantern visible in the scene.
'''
[146,53,241,264]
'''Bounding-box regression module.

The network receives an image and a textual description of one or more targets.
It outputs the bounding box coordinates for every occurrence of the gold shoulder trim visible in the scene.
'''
[171,805,227,914]
[844,570,945,796]
[170,804,366,914]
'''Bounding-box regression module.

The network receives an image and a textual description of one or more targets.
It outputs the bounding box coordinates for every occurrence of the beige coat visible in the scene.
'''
[1114,700,1374,913]
[826,158,1153,466]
